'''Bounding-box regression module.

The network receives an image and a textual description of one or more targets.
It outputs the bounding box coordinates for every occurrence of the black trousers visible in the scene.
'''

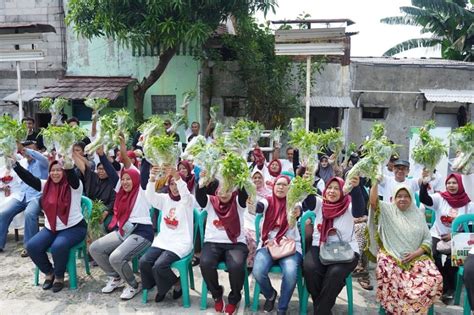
[139,247,180,294]
[303,246,358,315]
[432,237,458,293]
[200,242,248,305]
[464,254,474,308]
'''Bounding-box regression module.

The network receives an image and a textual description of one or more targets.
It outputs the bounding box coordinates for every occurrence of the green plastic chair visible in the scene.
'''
[34,196,92,289]
[251,212,304,312]
[425,208,436,228]
[131,208,157,273]
[452,214,474,305]
[141,208,199,308]
[463,288,471,315]
[198,210,250,310]
[299,211,354,315]
[415,192,421,208]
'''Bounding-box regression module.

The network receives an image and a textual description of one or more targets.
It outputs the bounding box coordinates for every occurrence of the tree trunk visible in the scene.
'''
[133,46,178,122]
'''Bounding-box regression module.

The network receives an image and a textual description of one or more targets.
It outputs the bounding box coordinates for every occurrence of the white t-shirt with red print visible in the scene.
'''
[145,178,195,258]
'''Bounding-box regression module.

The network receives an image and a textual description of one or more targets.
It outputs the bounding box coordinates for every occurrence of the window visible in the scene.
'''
[72,100,92,121]
[223,97,246,117]
[151,95,176,114]
[109,95,126,108]
[362,107,387,119]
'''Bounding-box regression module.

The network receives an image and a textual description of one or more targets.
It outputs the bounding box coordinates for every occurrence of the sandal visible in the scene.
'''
[358,277,373,291]
[191,255,200,267]
[20,249,29,258]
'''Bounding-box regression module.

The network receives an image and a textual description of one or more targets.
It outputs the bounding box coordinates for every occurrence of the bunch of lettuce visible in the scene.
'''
[224,119,263,157]
[0,116,27,167]
[287,176,317,227]
[289,128,320,174]
[450,122,473,174]
[193,143,221,188]
[84,97,109,120]
[162,111,187,134]
[210,105,225,140]
[412,121,447,175]
[318,128,344,158]
[40,124,86,159]
[40,97,68,126]
[85,109,132,155]
[179,90,197,110]
[343,123,397,191]
[87,200,107,241]
[137,115,166,147]
[270,127,284,146]
[181,135,207,161]
[290,117,305,132]
[143,134,179,168]
[217,152,254,198]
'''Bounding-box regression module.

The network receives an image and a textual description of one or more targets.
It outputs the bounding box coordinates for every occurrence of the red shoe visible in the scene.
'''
[214,298,224,313]
[224,303,238,315]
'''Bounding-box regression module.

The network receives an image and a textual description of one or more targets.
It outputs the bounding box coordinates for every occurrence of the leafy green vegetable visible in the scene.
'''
[412,121,447,173]
[194,144,221,187]
[290,117,305,131]
[40,97,68,125]
[40,124,86,157]
[270,127,284,145]
[84,97,109,120]
[181,135,207,161]
[218,152,251,194]
[224,119,263,156]
[85,110,132,154]
[318,128,344,157]
[0,115,27,141]
[289,128,319,172]
[287,176,317,227]
[450,122,473,174]
[143,134,179,167]
[87,200,107,241]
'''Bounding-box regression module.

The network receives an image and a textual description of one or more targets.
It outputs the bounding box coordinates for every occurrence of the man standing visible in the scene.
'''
[22,117,45,151]
[185,121,201,143]
[378,159,420,203]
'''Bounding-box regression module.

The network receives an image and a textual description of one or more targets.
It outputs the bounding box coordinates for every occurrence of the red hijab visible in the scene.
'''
[41,161,72,233]
[167,175,183,201]
[209,190,240,243]
[178,160,195,192]
[268,159,282,178]
[320,177,351,244]
[262,175,291,244]
[253,148,266,169]
[109,168,141,235]
[440,173,471,208]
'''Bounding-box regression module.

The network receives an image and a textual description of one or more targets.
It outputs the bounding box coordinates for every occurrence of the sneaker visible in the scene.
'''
[101,277,124,293]
[214,298,225,313]
[120,283,141,300]
[224,303,238,315]
[263,289,277,313]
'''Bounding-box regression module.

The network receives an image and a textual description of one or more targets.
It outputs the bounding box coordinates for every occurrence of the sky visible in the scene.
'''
[256,0,441,58]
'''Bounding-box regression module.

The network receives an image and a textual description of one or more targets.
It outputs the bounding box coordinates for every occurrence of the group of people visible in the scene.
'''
[0,115,473,315]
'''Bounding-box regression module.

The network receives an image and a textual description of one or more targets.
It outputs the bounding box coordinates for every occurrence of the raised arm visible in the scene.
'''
[118,133,131,169]
[238,187,248,208]
[140,158,151,190]
[91,111,98,138]
[72,151,88,175]
[293,149,300,174]
[25,148,49,170]
[195,185,209,208]
[64,167,80,189]
[419,183,434,207]
[369,183,379,210]
[13,161,41,191]
[98,149,119,187]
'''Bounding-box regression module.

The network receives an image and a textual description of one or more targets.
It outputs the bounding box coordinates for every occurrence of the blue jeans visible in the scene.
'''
[252,248,302,312]
[26,220,87,278]
[0,196,41,249]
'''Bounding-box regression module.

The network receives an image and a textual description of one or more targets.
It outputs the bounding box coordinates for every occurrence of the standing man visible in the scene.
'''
[185,121,201,143]
[22,117,45,151]
[378,159,420,203]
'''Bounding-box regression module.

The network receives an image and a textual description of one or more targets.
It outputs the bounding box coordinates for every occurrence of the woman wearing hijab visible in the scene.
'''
[245,169,272,268]
[177,160,195,194]
[303,177,360,314]
[196,175,249,315]
[140,165,195,303]
[315,155,334,184]
[252,175,316,314]
[73,147,116,231]
[89,137,153,301]
[369,183,442,313]
[419,173,473,302]
[266,159,282,186]
[12,159,87,293]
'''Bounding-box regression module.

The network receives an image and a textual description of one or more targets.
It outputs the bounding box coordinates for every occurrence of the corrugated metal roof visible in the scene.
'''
[308,96,354,108]
[2,90,40,102]
[420,89,474,103]
[37,76,136,100]
[351,57,474,69]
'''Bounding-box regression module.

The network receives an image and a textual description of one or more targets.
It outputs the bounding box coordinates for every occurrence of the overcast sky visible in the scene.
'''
[256,0,441,58]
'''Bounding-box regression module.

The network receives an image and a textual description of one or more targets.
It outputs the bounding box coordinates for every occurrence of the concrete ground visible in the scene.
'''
[0,231,465,314]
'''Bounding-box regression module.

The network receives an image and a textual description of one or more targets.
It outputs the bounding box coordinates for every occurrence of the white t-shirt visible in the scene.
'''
[0,167,22,202]
[257,198,302,253]
[40,180,84,231]
[379,176,419,203]
[428,173,444,194]
[462,174,474,201]
[427,193,474,238]
[203,195,246,244]
[114,166,152,226]
[280,159,294,175]
[311,197,359,254]
[145,179,195,258]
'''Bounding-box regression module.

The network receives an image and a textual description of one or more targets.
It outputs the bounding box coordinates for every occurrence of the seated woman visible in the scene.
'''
[244,169,271,268]
[303,177,360,314]
[140,165,195,302]
[419,173,473,301]
[369,183,442,313]
[252,175,315,314]
[89,136,153,300]
[177,160,195,194]
[73,147,116,231]
[196,174,249,315]
[13,159,87,292]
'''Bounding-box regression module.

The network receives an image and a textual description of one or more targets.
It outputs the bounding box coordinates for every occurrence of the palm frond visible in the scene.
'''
[382,38,442,56]
[411,0,471,18]
[380,16,419,26]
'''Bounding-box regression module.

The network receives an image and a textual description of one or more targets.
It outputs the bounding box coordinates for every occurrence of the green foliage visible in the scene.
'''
[381,0,474,61]
[182,135,207,160]
[288,127,320,172]
[0,115,27,141]
[84,97,109,112]
[412,121,448,172]
[318,128,344,157]
[88,200,107,241]
[144,134,179,166]
[449,122,473,174]
[224,119,264,156]
[85,110,132,154]
[40,124,86,157]
[219,152,251,193]
[287,176,317,227]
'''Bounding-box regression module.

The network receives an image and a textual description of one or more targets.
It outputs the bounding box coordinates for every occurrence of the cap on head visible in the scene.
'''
[393,159,410,168]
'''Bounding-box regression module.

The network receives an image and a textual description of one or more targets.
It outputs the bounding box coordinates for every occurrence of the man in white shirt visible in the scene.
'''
[273,146,294,175]
[379,159,419,203]
[185,121,201,143]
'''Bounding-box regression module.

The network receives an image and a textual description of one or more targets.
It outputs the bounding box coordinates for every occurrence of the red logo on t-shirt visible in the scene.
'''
[164,208,179,230]
[213,219,225,230]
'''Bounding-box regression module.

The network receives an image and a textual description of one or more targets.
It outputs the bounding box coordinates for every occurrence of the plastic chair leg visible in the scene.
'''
[300,287,309,315]
[142,288,148,304]
[180,267,191,308]
[428,305,434,315]
[34,267,40,286]
[378,306,386,315]
[189,263,195,290]
[132,257,139,273]
[68,250,78,290]
[296,270,304,312]
[464,289,471,315]
[251,281,261,312]
[346,275,353,315]
[455,269,464,305]
[243,270,250,307]
[83,247,91,275]
[200,279,208,310]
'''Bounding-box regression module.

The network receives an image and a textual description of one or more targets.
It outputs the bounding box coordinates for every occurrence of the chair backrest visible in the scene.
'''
[299,211,316,253]
[425,208,436,228]
[255,213,263,247]
[415,192,421,208]
[452,214,474,235]
[198,210,208,248]
[153,207,199,244]
[80,196,93,221]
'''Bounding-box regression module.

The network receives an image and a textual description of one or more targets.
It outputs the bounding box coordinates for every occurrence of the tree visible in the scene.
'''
[66,0,276,121]
[381,0,474,61]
